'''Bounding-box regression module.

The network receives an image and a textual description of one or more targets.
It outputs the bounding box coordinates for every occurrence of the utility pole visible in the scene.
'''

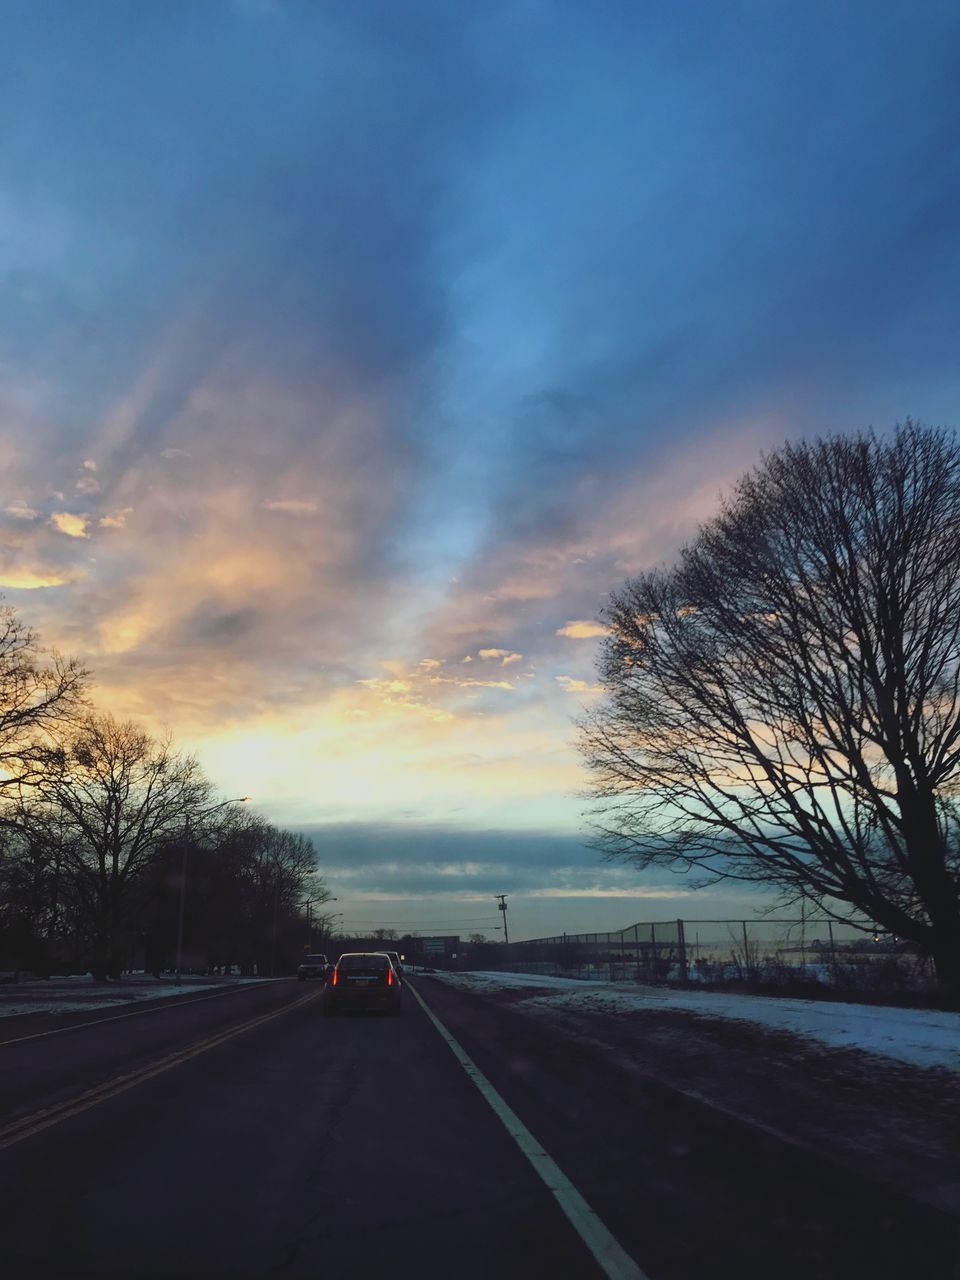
[496,894,509,946]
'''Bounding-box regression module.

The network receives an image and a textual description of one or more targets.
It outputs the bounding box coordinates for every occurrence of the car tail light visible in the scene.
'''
[387,968,393,986]
[331,968,339,986]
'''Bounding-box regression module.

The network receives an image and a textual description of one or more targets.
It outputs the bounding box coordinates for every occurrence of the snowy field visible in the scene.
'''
[0,974,272,1018]
[431,970,960,1073]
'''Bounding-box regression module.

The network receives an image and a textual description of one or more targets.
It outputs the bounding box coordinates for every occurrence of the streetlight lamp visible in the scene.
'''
[175,796,251,986]
[318,910,343,955]
[305,897,337,950]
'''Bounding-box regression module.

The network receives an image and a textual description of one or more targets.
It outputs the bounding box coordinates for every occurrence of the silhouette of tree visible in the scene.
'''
[0,604,86,789]
[21,714,209,978]
[0,607,85,971]
[582,423,960,1002]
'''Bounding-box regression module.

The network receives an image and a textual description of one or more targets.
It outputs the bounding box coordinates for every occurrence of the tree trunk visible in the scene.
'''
[89,947,109,981]
[930,931,960,1010]
[89,912,113,981]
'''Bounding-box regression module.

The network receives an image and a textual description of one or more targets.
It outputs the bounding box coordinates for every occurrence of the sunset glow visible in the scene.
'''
[1,3,957,936]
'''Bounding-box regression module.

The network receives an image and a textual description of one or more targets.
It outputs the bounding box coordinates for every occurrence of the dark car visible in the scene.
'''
[297,953,328,982]
[324,952,401,1016]
[375,950,404,979]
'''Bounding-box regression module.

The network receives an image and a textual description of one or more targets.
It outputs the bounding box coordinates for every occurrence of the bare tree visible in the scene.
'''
[0,605,86,788]
[582,423,960,1002]
[0,825,58,976]
[209,814,319,975]
[0,607,85,971]
[21,713,210,978]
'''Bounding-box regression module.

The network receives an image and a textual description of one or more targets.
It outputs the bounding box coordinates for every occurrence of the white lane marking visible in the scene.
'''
[0,980,280,1048]
[409,982,650,1280]
[0,991,316,1152]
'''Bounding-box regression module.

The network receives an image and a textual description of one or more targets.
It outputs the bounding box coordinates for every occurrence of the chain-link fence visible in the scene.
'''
[488,918,935,994]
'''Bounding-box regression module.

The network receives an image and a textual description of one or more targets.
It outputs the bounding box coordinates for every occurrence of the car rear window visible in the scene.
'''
[303,956,326,964]
[339,954,389,971]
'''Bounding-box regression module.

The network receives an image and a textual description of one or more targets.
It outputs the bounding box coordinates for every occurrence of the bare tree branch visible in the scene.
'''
[581,422,960,1000]
[17,713,211,978]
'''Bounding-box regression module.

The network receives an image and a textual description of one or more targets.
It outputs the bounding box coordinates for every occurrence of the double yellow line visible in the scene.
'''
[0,990,315,1153]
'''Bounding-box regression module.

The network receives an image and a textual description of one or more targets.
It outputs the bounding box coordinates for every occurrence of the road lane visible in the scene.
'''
[415,976,959,1280]
[0,979,309,1131]
[0,980,611,1280]
[0,992,317,1153]
[0,980,278,1048]
[2,973,954,1280]
[410,981,648,1280]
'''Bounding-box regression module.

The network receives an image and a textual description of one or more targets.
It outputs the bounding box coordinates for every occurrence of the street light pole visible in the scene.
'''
[327,911,343,954]
[304,896,337,953]
[174,815,191,988]
[175,796,251,986]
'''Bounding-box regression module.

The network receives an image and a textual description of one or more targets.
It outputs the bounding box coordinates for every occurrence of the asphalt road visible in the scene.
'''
[0,975,956,1280]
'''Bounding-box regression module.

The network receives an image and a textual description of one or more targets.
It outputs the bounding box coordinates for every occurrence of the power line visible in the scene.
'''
[337,917,500,926]
[338,923,499,931]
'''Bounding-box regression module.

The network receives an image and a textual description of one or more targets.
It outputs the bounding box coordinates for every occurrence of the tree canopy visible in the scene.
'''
[0,606,327,980]
[0,604,86,788]
[581,422,960,1000]
[17,713,210,977]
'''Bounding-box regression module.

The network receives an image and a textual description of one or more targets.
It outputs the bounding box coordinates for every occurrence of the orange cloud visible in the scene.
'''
[99,509,133,530]
[555,675,604,695]
[478,647,523,665]
[0,567,77,589]
[457,678,515,690]
[50,512,89,538]
[556,620,608,639]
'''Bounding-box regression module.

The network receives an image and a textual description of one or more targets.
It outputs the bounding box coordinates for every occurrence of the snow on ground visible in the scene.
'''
[0,975,271,1018]
[431,970,960,1073]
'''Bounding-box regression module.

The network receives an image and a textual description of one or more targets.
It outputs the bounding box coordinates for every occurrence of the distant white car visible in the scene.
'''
[297,953,329,981]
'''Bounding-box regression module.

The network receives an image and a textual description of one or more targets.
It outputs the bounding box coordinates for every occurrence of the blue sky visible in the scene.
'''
[1,1,958,937]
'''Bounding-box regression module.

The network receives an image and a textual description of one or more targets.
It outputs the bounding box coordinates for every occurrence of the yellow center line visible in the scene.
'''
[0,990,317,1153]
[0,980,282,1049]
